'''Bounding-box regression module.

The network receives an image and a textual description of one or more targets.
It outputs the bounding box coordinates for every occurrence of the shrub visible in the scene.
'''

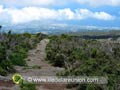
[0,66,7,76]
[9,52,27,66]
[20,83,36,90]
[46,35,120,90]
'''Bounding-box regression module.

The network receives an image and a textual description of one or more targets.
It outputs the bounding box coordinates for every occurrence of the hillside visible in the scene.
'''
[0,31,120,90]
[46,34,120,90]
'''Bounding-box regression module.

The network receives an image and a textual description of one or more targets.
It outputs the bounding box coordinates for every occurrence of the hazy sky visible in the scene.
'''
[0,0,120,27]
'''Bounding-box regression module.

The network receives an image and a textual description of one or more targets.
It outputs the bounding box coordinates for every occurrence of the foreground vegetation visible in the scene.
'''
[46,34,120,90]
[0,31,46,76]
[0,28,120,90]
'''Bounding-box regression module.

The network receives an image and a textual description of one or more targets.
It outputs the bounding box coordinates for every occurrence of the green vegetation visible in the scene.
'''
[20,83,36,90]
[0,31,46,76]
[23,65,41,70]
[46,34,120,90]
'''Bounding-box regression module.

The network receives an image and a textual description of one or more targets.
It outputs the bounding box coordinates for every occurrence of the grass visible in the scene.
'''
[23,65,41,70]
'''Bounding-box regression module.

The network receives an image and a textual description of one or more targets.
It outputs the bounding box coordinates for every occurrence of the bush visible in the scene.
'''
[0,32,46,76]
[0,66,7,76]
[10,52,27,66]
[53,54,65,67]
[0,60,15,73]
[46,35,120,90]
[20,83,36,90]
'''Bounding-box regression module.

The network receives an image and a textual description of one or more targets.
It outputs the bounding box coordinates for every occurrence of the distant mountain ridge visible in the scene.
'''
[1,22,120,34]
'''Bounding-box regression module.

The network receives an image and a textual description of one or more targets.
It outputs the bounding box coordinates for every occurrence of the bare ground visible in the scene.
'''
[0,39,71,90]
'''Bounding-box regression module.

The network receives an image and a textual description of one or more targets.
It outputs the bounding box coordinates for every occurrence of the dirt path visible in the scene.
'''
[15,39,64,76]
[0,39,69,90]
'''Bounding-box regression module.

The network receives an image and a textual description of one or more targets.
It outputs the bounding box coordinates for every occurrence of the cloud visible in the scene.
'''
[58,8,75,20]
[7,7,58,23]
[0,6,115,24]
[76,0,120,6]
[0,5,12,24]
[0,5,3,12]
[0,0,120,8]
[94,12,115,20]
[0,0,65,7]
[77,9,115,20]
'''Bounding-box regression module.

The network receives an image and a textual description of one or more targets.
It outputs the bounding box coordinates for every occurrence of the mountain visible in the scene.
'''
[1,21,120,34]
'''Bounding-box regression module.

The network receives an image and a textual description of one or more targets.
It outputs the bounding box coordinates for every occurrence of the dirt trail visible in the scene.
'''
[15,39,63,76]
[0,39,69,90]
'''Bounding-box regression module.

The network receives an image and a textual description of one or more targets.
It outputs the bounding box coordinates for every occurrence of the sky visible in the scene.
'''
[0,0,120,27]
